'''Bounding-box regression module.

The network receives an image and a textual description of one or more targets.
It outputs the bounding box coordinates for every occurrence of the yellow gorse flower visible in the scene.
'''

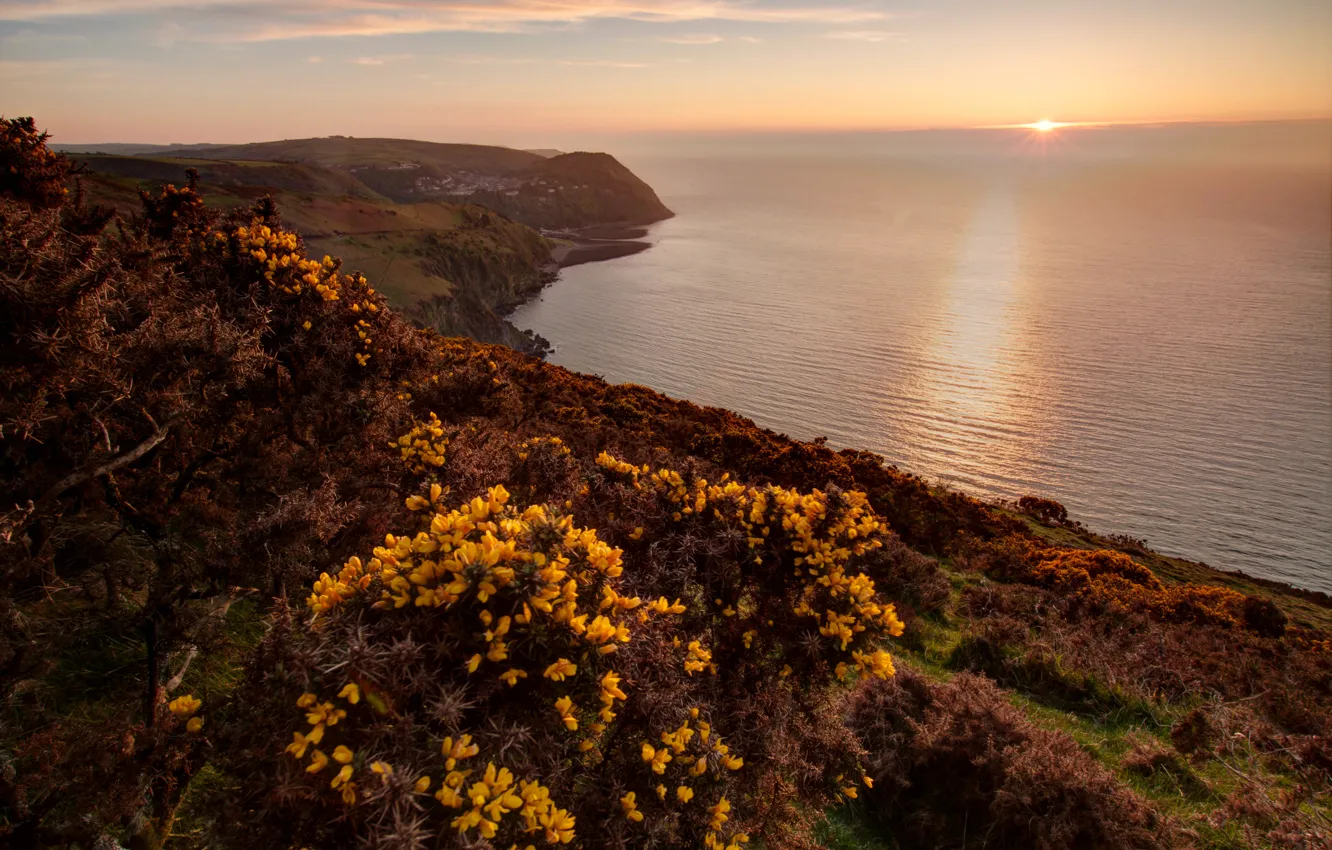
[168,694,202,718]
[620,791,644,822]
[543,658,577,681]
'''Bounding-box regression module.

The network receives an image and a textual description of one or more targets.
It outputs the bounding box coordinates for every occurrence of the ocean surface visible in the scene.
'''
[512,124,1332,592]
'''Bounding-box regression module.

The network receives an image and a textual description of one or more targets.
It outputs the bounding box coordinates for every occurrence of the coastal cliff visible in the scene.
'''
[75,150,648,356]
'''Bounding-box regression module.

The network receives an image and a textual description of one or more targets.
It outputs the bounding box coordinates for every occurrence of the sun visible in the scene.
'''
[1031,119,1059,133]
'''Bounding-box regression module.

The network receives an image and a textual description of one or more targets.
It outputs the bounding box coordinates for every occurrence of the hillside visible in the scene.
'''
[76,158,559,355]
[3,119,1329,850]
[76,154,387,201]
[151,136,674,230]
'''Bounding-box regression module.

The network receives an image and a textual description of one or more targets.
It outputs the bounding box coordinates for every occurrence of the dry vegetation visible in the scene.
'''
[2,118,1329,850]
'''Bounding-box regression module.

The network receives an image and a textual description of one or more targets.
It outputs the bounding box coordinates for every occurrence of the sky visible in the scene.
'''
[1,0,1330,147]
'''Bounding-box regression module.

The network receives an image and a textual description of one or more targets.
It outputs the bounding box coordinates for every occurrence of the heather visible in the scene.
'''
[2,119,1329,849]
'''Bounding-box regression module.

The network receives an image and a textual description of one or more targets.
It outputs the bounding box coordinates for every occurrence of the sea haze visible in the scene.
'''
[512,122,1332,593]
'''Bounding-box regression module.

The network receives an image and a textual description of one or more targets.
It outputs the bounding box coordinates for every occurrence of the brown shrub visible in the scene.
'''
[1017,495,1069,526]
[1171,708,1219,758]
[846,666,1178,850]
[0,117,71,209]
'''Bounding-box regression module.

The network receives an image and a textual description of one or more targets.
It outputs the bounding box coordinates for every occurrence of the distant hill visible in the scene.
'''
[52,142,228,156]
[142,136,673,230]
[74,154,386,201]
[477,151,675,230]
[524,148,566,158]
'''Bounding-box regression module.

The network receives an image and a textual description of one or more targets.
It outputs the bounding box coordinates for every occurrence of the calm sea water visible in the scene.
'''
[512,126,1332,592]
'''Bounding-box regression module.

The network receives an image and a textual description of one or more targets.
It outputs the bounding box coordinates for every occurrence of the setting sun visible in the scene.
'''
[1031,119,1060,132]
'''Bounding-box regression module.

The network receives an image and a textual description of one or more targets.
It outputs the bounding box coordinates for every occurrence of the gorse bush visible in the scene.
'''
[212,434,910,848]
[0,118,427,844]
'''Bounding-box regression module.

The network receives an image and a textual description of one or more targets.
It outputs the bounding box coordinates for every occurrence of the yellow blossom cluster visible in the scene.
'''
[596,451,648,487]
[435,758,575,845]
[284,688,358,803]
[518,436,572,461]
[393,413,449,474]
[633,709,748,846]
[200,216,382,365]
[639,710,744,784]
[167,694,205,733]
[298,485,697,837]
[597,453,906,679]
[684,639,714,675]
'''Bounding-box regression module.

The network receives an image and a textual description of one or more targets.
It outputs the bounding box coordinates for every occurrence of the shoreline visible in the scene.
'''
[546,222,656,269]
[496,219,664,358]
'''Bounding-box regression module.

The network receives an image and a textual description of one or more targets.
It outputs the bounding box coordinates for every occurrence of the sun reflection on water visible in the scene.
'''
[893,183,1045,491]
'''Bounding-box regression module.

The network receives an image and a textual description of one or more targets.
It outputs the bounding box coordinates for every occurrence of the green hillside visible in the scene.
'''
[162,136,542,172]
[78,156,558,354]
[75,154,386,201]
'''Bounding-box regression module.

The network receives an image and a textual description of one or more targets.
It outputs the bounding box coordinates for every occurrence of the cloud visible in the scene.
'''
[447,54,650,69]
[0,1,889,41]
[349,53,412,65]
[658,33,723,44]
[559,59,651,68]
[824,30,901,42]
[737,35,762,43]
[306,55,323,63]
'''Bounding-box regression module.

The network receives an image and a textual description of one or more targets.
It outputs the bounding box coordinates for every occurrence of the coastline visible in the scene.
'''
[504,221,661,347]
[547,222,654,269]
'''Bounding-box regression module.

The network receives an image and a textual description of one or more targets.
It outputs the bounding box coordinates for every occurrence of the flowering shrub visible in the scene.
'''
[215,438,910,849]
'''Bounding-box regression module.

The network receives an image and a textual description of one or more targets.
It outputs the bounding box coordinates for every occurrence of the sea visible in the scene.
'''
[511,121,1332,593]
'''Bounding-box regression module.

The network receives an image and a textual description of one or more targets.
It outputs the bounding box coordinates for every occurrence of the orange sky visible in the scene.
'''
[1,1,1329,144]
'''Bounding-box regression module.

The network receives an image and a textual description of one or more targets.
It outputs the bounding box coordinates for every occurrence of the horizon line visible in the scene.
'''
[46,115,1332,148]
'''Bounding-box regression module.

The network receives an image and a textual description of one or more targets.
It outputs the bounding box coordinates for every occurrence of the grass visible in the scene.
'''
[823,555,1332,850]
[816,806,896,850]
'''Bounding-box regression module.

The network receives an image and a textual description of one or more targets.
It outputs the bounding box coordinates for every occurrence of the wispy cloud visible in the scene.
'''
[559,58,651,68]
[349,53,413,65]
[824,30,901,43]
[658,33,723,45]
[306,55,323,63]
[0,1,888,41]
[447,54,650,69]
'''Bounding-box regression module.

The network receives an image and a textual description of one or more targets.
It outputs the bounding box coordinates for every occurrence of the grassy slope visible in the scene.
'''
[821,555,1330,849]
[159,136,543,172]
[79,164,554,317]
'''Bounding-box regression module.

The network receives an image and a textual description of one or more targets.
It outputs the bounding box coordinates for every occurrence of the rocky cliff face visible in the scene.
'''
[405,207,557,355]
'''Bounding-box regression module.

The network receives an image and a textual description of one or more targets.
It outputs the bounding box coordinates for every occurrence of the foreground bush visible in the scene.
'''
[847,666,1177,850]
[207,435,910,849]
